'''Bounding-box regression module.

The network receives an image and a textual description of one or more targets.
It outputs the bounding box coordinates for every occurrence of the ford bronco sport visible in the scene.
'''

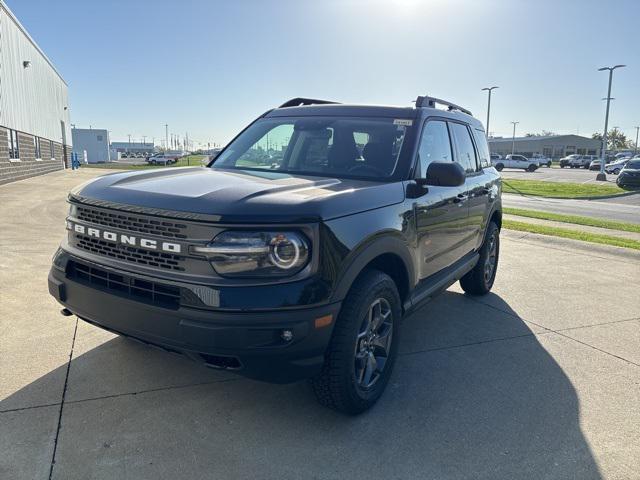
[49,96,502,414]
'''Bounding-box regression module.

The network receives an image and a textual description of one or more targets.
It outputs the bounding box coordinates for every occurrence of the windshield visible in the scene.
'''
[212,116,408,180]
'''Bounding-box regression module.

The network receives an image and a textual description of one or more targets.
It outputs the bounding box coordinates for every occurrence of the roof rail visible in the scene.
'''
[415,95,472,116]
[279,98,339,108]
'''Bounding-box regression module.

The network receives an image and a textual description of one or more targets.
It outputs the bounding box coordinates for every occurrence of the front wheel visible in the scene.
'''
[312,270,401,415]
[613,168,620,175]
[460,221,500,295]
[495,163,504,172]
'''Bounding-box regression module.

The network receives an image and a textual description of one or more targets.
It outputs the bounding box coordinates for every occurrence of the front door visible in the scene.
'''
[413,119,471,280]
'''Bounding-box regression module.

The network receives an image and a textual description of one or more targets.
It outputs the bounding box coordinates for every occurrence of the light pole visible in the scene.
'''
[634,126,639,155]
[597,65,626,180]
[481,86,499,137]
[510,121,519,155]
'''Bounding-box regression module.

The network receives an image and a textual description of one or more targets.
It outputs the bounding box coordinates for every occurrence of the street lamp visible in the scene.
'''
[481,86,499,137]
[510,121,519,155]
[597,64,626,181]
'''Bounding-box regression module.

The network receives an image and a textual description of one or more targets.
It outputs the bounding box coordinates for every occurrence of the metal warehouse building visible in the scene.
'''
[488,135,601,160]
[0,1,71,185]
[72,128,110,163]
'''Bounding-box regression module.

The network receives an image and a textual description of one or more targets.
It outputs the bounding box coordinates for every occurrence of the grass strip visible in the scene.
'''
[503,219,640,250]
[504,207,640,233]
[502,179,625,198]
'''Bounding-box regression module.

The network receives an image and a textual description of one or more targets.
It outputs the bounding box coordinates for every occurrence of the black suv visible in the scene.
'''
[49,96,501,414]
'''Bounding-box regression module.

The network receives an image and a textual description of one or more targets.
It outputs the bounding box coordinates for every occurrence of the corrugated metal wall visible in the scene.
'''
[0,2,71,144]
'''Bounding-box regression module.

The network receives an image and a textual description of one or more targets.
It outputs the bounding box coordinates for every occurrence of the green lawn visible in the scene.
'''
[82,155,208,170]
[503,219,640,250]
[504,207,640,233]
[502,179,626,198]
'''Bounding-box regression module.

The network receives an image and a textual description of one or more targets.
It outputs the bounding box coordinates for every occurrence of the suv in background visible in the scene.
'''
[49,96,502,414]
[568,155,596,169]
[492,154,538,172]
[605,158,629,175]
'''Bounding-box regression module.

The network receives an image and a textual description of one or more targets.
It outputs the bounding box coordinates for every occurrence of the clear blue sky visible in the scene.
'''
[7,0,640,147]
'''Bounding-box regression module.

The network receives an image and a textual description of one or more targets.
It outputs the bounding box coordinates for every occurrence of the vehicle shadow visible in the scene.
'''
[1,291,602,480]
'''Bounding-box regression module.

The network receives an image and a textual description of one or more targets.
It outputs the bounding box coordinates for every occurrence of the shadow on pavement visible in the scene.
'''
[1,291,602,480]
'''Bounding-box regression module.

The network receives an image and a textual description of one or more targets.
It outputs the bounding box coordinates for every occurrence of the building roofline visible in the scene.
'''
[0,0,67,86]
[488,134,599,143]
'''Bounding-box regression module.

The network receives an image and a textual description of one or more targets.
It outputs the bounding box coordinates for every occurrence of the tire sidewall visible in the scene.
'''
[339,274,402,407]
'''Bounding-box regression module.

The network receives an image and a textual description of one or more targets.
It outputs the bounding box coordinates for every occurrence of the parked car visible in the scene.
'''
[531,153,552,167]
[616,159,640,188]
[559,154,579,168]
[605,158,629,175]
[49,95,502,414]
[492,154,538,172]
[147,153,179,165]
[567,155,596,169]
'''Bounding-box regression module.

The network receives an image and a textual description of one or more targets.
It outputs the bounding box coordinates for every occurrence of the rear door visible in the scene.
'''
[448,122,486,252]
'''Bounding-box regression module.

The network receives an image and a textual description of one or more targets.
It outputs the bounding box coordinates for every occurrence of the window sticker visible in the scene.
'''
[393,119,413,126]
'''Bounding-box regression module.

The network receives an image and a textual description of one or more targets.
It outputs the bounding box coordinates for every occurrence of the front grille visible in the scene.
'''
[76,235,185,271]
[76,206,188,239]
[67,260,181,309]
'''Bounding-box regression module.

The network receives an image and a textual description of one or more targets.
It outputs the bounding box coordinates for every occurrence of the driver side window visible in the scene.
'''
[417,121,452,177]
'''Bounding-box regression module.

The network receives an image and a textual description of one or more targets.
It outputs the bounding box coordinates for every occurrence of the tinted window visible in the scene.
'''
[627,160,640,169]
[472,129,491,168]
[449,122,477,174]
[417,121,452,176]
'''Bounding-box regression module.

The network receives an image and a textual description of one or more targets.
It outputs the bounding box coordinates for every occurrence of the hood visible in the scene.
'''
[74,167,405,223]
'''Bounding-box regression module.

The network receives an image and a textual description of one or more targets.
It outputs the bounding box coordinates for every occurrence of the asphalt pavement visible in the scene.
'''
[500,166,620,184]
[1,169,640,480]
[503,193,640,224]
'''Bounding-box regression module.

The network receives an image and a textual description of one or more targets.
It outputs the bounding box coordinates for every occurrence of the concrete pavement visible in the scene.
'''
[1,169,639,480]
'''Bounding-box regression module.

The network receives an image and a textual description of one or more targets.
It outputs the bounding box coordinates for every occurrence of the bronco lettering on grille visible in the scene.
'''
[69,222,182,254]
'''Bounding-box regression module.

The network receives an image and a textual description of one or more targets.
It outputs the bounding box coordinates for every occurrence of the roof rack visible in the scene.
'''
[279,98,339,108]
[415,95,472,116]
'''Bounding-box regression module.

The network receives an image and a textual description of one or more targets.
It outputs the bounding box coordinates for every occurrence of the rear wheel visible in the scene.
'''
[312,270,401,415]
[495,163,504,172]
[460,221,500,295]
[527,164,537,172]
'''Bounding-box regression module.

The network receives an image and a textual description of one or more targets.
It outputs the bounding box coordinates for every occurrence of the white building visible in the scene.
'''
[0,0,71,184]
[72,128,110,163]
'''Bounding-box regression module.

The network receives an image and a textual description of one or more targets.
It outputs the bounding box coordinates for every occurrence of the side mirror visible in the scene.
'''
[426,161,465,187]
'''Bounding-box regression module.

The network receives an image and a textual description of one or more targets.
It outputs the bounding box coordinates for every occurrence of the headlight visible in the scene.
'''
[192,231,310,278]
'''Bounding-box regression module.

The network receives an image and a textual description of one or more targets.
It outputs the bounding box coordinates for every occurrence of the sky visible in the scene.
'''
[7,0,640,148]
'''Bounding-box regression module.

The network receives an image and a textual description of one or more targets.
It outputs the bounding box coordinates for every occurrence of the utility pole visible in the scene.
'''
[142,135,146,146]
[127,134,131,152]
[481,86,499,137]
[634,126,639,155]
[165,124,169,152]
[597,65,626,180]
[510,122,519,155]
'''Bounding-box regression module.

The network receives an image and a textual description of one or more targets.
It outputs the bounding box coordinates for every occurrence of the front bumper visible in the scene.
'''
[48,254,341,383]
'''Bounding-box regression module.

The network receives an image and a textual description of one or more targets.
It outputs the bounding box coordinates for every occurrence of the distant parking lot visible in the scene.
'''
[500,166,619,184]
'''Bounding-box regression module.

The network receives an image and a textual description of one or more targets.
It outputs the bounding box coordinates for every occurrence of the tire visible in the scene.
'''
[527,164,537,172]
[495,163,504,172]
[312,269,401,415]
[560,165,565,168]
[613,168,620,175]
[460,221,500,295]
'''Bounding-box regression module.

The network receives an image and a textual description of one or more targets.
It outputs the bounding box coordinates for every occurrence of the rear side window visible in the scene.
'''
[449,122,477,174]
[417,120,452,176]
[472,129,491,168]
